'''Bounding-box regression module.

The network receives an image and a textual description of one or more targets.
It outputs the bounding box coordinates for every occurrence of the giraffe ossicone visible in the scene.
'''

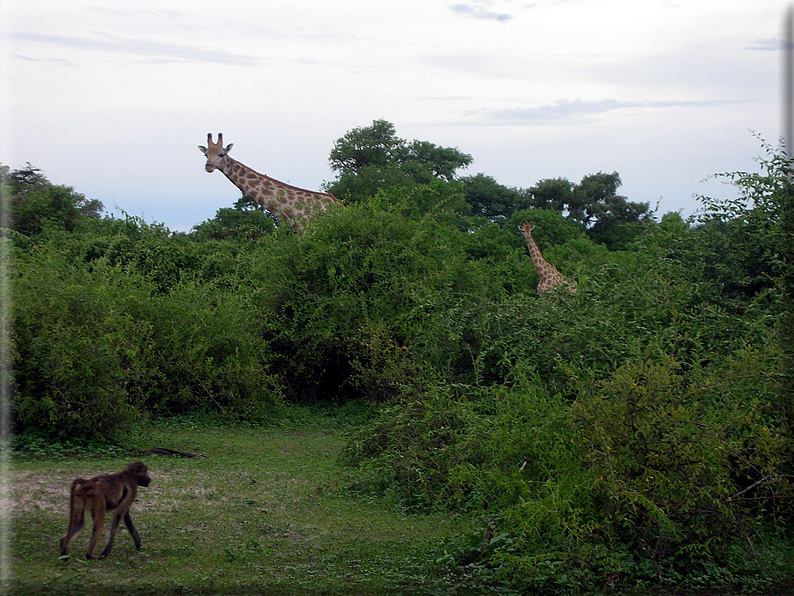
[518,221,577,296]
[198,133,342,232]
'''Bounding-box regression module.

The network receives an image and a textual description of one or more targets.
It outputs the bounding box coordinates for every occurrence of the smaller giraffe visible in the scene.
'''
[199,133,342,233]
[518,222,577,296]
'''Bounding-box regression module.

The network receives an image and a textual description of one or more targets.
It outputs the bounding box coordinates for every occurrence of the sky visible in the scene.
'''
[0,0,788,232]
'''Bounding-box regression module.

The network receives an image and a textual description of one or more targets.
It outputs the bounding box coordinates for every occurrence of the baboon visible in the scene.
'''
[59,461,151,559]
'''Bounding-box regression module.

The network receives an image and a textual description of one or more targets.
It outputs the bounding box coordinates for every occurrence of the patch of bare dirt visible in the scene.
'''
[8,470,74,514]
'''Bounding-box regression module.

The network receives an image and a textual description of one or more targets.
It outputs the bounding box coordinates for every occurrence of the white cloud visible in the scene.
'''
[10,31,260,65]
[746,38,788,51]
[14,54,75,67]
[449,3,513,22]
[463,98,744,125]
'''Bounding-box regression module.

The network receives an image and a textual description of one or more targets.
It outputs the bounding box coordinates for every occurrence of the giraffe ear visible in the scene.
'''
[198,145,207,155]
[223,143,233,153]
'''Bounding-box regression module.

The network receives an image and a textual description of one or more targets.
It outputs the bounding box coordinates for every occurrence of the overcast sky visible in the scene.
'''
[0,0,788,231]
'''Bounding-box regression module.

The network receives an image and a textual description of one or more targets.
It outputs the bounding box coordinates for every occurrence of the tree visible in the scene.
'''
[461,173,524,220]
[191,195,277,242]
[325,120,473,202]
[577,172,653,249]
[525,177,576,214]
[403,140,472,183]
[3,163,103,238]
[525,171,652,249]
[783,164,794,437]
[509,208,584,247]
[328,119,405,174]
[689,137,794,435]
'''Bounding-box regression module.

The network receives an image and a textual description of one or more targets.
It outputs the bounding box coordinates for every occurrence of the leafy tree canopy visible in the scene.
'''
[2,163,104,238]
[509,208,585,248]
[523,177,575,213]
[460,173,525,220]
[191,195,277,242]
[324,122,650,251]
[325,120,473,202]
[527,171,653,249]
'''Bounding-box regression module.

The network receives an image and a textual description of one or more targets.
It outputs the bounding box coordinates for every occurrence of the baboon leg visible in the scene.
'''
[100,511,125,558]
[59,503,85,556]
[123,511,142,550]
[85,506,105,559]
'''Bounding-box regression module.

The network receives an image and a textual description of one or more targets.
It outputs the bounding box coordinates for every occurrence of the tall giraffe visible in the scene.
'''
[518,222,577,296]
[199,133,342,232]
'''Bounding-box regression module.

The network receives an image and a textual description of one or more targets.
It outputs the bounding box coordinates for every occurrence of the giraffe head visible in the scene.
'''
[198,133,234,173]
[518,221,535,237]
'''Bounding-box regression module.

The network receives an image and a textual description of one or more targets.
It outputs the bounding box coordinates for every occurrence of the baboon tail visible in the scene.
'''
[68,478,87,522]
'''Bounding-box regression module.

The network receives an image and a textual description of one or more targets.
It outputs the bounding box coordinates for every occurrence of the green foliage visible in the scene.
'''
[136,281,284,420]
[328,119,406,174]
[695,137,794,437]
[510,208,585,246]
[782,164,794,435]
[13,246,153,440]
[10,137,794,592]
[575,172,642,225]
[11,212,284,441]
[324,122,652,249]
[241,199,502,402]
[461,173,525,220]
[340,147,794,590]
[3,163,103,238]
[691,138,789,302]
[525,177,576,213]
[191,196,277,242]
[527,171,654,250]
[83,215,202,293]
[347,351,791,593]
[369,178,472,223]
[325,119,473,202]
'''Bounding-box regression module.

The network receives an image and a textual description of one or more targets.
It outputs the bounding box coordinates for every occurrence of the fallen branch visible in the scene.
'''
[136,448,206,458]
[726,474,794,502]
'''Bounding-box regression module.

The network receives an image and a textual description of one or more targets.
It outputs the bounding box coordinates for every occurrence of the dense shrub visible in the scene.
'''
[12,245,155,439]
[342,146,794,592]
[347,349,790,592]
[240,199,509,401]
[11,215,284,441]
[4,164,103,238]
[7,139,794,590]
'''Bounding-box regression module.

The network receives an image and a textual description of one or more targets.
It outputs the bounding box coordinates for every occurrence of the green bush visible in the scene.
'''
[341,174,793,590]
[8,140,794,590]
[138,281,284,419]
[12,246,154,440]
[240,201,481,401]
[347,348,791,592]
[11,218,285,441]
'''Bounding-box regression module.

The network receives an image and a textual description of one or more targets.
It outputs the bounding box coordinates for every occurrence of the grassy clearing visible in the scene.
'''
[8,415,490,595]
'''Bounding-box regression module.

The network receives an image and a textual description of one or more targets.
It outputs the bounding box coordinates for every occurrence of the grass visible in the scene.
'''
[7,412,496,595]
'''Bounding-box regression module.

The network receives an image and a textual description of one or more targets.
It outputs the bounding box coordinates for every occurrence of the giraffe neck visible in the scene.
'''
[521,227,573,295]
[218,157,292,221]
[217,156,339,230]
[523,233,553,278]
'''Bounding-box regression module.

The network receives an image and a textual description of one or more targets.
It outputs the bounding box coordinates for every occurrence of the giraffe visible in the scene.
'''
[198,133,342,232]
[518,222,577,296]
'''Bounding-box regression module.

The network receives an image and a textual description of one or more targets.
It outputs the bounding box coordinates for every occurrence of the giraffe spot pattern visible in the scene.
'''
[219,156,340,232]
